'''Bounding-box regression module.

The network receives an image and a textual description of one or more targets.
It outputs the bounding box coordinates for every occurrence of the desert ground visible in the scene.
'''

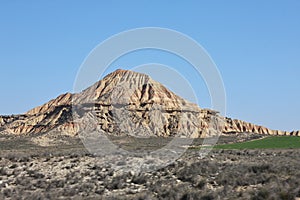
[0,134,300,200]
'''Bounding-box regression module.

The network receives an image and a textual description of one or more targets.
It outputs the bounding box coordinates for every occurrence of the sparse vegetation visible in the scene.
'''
[0,135,300,199]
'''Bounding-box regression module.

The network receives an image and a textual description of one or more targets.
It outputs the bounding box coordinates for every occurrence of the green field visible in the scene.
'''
[214,136,300,149]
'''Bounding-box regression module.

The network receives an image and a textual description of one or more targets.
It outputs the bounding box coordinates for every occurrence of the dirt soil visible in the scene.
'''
[0,134,299,200]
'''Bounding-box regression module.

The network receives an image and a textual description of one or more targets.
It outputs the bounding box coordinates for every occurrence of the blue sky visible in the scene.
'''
[0,1,299,131]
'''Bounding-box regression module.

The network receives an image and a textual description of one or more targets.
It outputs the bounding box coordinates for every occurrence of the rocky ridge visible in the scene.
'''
[0,69,298,137]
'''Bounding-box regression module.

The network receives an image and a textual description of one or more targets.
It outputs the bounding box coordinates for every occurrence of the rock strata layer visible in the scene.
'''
[0,69,298,137]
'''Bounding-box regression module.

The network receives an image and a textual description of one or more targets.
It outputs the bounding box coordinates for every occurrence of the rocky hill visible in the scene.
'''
[0,69,298,137]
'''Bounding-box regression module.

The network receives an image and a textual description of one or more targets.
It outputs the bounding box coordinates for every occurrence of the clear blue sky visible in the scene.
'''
[0,1,299,131]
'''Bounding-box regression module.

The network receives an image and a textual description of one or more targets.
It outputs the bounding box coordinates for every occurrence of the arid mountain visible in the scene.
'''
[0,69,298,137]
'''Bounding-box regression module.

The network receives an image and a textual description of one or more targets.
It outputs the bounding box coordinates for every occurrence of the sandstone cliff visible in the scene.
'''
[0,69,298,137]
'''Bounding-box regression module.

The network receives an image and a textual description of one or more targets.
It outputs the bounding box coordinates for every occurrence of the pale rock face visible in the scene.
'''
[290,131,300,136]
[57,122,79,136]
[277,130,283,135]
[0,69,297,137]
[26,93,72,115]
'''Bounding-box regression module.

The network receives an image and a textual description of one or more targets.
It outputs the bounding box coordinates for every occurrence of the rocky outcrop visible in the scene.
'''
[222,118,298,136]
[26,93,72,115]
[0,104,73,135]
[0,69,297,137]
